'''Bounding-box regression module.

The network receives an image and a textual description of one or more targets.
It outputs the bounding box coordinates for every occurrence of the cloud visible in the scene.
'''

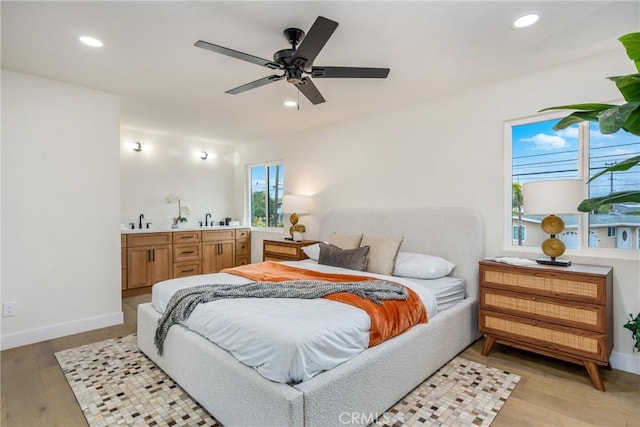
[520,133,569,150]
[556,127,579,139]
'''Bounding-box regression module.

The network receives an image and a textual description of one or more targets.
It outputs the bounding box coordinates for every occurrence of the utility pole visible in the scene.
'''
[604,162,616,193]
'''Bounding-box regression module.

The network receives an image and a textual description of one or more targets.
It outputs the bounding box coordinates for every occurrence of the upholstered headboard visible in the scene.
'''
[320,206,484,300]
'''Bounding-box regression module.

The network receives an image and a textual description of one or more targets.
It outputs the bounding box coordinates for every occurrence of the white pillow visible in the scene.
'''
[393,252,455,279]
[301,243,320,261]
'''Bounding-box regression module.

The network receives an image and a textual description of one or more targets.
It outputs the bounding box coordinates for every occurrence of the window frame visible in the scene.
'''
[503,110,637,260]
[246,160,285,230]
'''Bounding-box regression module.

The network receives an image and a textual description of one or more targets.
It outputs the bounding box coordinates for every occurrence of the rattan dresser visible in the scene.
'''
[479,260,613,391]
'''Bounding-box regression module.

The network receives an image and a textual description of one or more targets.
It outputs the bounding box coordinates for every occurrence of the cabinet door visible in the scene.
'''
[217,241,236,271]
[202,241,219,274]
[202,240,235,273]
[152,245,173,283]
[128,246,152,288]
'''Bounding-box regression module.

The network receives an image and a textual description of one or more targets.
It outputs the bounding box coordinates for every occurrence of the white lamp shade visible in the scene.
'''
[281,194,309,214]
[522,179,584,215]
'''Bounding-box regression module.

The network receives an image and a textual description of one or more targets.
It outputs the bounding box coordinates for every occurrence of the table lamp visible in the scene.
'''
[281,194,309,241]
[522,179,583,266]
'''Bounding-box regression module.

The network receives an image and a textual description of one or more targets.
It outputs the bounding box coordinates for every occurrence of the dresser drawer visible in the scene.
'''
[173,231,201,243]
[264,242,299,258]
[203,230,236,241]
[235,255,250,266]
[236,241,250,256]
[127,232,172,247]
[173,262,201,278]
[236,229,250,241]
[480,288,605,332]
[173,243,201,262]
[480,311,607,363]
[481,265,606,304]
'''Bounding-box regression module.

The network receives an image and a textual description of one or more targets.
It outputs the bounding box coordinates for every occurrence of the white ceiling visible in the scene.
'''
[2,1,638,145]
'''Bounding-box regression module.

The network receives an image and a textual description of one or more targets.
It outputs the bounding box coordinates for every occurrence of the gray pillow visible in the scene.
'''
[318,242,370,271]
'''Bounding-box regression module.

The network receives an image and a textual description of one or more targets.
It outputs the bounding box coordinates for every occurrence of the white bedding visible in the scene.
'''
[152,260,437,384]
[406,276,466,311]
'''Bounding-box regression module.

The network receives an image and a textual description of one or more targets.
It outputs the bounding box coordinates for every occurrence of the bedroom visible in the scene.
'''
[1,1,639,426]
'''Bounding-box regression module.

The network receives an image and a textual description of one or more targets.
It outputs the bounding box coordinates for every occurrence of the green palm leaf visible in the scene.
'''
[577,191,640,212]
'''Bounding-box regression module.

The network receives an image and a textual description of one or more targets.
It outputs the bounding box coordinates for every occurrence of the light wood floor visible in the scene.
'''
[2,294,639,426]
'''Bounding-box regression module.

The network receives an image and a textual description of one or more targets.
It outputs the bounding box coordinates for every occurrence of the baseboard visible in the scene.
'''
[610,351,640,375]
[0,311,123,351]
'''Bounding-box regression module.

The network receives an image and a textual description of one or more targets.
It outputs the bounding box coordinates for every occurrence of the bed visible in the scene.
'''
[137,206,484,426]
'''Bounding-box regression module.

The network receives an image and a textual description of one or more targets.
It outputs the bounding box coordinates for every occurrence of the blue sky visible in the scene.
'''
[512,118,639,197]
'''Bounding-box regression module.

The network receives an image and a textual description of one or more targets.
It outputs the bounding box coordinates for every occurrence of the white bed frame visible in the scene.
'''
[137,206,484,426]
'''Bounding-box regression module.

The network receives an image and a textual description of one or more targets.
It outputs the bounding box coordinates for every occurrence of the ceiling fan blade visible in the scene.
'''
[294,77,326,105]
[195,40,281,70]
[291,16,338,67]
[311,66,390,79]
[226,75,285,94]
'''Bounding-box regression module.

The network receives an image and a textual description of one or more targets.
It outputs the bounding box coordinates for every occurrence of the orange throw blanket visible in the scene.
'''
[221,261,427,347]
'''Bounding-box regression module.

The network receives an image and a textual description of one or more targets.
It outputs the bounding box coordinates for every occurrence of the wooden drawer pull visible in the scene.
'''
[180,236,194,239]
[532,296,536,301]
[181,251,195,254]
[182,269,194,273]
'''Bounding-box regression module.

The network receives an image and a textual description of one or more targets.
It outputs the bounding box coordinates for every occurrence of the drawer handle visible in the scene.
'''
[182,269,194,273]
[532,296,536,301]
[180,236,194,239]
[181,251,195,254]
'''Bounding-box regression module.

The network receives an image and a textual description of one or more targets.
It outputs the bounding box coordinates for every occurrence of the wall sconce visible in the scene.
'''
[200,151,208,160]
[132,142,142,152]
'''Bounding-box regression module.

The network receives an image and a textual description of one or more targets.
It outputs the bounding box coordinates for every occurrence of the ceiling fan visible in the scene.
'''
[194,16,390,105]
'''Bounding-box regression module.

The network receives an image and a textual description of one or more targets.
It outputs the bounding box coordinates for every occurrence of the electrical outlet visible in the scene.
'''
[3,301,16,317]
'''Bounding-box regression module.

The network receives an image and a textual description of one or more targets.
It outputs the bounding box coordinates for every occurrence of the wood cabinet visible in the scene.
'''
[479,260,613,391]
[121,235,127,290]
[235,228,251,266]
[121,228,251,296]
[126,233,173,294]
[173,231,201,278]
[202,229,236,273]
[263,239,319,262]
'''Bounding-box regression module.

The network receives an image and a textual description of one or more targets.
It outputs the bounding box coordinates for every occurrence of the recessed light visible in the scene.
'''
[284,100,297,108]
[79,36,103,47]
[512,12,539,29]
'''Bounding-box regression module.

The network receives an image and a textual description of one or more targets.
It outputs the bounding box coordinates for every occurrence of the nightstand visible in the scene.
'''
[479,260,613,391]
[263,239,320,262]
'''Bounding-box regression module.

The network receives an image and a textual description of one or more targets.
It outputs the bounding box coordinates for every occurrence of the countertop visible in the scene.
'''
[121,225,249,234]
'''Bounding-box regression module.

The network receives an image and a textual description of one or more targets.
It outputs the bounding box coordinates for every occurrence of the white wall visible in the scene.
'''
[1,70,122,349]
[234,50,640,373]
[120,130,237,229]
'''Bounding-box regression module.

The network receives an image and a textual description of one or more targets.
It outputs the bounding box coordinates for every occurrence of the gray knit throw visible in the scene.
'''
[154,279,408,355]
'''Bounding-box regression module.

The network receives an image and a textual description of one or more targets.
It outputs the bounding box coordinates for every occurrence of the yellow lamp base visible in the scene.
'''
[537,215,571,266]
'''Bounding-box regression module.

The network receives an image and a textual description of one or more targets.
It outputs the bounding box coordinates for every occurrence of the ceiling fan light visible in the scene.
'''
[79,36,103,47]
[284,100,297,108]
[512,12,539,29]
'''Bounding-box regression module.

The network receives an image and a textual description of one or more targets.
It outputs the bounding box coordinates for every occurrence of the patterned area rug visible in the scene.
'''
[55,335,520,427]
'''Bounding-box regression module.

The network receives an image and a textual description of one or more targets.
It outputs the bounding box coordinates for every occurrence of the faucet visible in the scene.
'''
[138,213,144,229]
[205,213,211,226]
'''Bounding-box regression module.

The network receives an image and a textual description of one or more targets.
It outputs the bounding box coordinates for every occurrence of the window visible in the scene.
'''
[507,114,640,253]
[248,162,284,228]
[512,225,526,242]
